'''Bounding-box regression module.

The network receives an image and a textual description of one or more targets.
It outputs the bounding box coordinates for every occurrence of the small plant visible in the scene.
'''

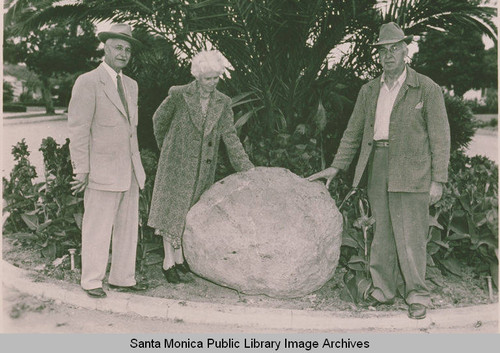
[3,138,83,260]
[3,139,38,234]
[429,151,498,288]
[336,188,374,304]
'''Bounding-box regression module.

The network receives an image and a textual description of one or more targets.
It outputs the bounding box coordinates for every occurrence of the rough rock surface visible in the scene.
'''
[183,167,342,298]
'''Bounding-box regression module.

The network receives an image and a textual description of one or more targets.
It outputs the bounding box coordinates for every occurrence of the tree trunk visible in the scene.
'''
[40,76,55,114]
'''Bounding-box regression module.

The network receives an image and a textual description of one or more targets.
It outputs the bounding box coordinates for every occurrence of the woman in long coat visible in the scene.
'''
[148,50,254,283]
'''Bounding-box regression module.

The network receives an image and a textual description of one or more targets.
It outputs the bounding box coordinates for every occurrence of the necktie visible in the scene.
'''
[116,74,129,119]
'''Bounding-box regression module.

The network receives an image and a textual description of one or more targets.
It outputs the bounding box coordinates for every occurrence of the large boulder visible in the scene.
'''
[183,167,342,298]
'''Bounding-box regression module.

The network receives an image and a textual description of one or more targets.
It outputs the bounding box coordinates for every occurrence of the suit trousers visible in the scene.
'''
[367,145,430,306]
[80,174,139,290]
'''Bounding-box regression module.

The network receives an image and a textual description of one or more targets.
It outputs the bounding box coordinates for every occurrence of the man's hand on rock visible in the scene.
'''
[307,167,340,189]
[71,173,89,194]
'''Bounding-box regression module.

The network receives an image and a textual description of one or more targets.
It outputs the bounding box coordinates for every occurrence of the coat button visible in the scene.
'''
[208,141,213,147]
[206,159,212,164]
[368,142,372,146]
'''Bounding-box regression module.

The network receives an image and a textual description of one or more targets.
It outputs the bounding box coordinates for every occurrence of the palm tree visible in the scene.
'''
[6,0,496,139]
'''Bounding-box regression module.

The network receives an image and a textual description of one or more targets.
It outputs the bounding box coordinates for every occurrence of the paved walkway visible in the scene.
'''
[2,261,498,333]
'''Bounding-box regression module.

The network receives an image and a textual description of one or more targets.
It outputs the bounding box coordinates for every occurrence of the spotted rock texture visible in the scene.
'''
[183,167,342,298]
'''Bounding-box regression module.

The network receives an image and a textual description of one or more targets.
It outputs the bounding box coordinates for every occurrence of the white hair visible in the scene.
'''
[190,50,227,79]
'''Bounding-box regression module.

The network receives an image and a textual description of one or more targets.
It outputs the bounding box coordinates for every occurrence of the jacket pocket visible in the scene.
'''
[96,115,119,127]
[89,152,115,185]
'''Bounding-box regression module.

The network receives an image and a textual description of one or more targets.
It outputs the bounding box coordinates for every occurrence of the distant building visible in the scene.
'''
[3,64,42,103]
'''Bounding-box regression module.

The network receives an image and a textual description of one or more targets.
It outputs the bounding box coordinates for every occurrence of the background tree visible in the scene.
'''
[3,18,102,113]
[8,0,496,128]
[412,28,498,97]
[125,30,192,151]
[6,0,496,163]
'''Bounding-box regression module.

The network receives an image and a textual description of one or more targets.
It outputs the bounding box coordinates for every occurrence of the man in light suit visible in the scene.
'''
[68,24,147,298]
[308,23,450,319]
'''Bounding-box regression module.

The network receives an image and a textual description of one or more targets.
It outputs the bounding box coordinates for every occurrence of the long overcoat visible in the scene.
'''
[148,81,254,238]
[331,67,450,192]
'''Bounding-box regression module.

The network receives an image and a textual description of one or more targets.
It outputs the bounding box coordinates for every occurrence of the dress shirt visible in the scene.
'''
[102,61,123,90]
[373,68,407,141]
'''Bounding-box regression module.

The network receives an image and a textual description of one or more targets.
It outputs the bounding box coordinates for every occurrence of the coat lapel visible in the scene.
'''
[123,75,136,125]
[182,81,225,135]
[98,64,128,119]
[391,67,419,119]
[183,81,205,132]
[203,91,225,137]
[366,78,381,136]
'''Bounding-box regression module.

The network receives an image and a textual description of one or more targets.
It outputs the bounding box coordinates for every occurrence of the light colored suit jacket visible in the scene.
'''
[331,67,450,192]
[68,63,146,191]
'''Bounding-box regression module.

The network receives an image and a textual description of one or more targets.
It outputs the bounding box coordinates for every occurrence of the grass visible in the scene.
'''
[3,235,497,315]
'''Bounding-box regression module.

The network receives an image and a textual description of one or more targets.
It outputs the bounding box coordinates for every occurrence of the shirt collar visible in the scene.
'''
[102,61,122,80]
[380,67,407,88]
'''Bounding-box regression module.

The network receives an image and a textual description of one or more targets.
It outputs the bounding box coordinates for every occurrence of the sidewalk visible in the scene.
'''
[2,108,66,119]
[2,261,498,332]
[2,113,67,125]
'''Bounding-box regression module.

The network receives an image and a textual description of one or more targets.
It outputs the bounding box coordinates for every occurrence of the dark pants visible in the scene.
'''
[367,145,430,306]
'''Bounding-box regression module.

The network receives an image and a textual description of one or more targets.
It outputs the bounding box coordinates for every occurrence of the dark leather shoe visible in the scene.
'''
[163,266,181,284]
[109,282,148,292]
[360,295,394,308]
[408,303,426,319]
[84,287,107,298]
[175,261,190,274]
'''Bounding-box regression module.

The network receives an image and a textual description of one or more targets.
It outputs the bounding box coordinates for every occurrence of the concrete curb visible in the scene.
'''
[2,261,498,332]
[3,114,67,125]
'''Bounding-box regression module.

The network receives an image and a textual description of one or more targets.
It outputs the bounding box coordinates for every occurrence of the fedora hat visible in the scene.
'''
[97,23,141,46]
[372,22,413,46]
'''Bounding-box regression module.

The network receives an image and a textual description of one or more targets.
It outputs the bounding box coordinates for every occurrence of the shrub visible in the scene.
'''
[3,138,83,260]
[3,139,38,233]
[3,81,14,103]
[3,103,27,112]
[429,150,498,287]
[444,93,477,151]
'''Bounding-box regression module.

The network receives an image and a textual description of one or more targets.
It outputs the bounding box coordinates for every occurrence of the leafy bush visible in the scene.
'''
[444,93,477,151]
[475,118,497,129]
[3,139,38,233]
[3,138,83,260]
[429,151,498,288]
[3,81,14,103]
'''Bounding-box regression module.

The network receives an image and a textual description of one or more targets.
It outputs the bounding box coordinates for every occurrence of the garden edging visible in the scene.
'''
[2,260,498,332]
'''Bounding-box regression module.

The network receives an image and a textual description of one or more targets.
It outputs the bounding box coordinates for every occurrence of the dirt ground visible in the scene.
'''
[2,236,497,317]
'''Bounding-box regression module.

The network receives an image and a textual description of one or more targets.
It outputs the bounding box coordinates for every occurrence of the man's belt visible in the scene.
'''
[374,140,389,147]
